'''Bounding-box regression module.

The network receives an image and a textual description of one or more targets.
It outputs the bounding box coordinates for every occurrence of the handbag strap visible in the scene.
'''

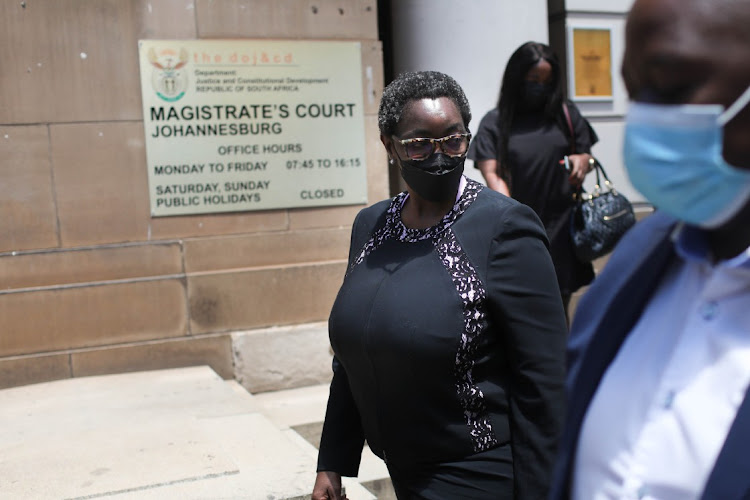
[586,158,623,198]
[565,104,617,200]
[591,158,602,187]
[562,102,576,154]
[564,102,585,200]
[590,158,612,184]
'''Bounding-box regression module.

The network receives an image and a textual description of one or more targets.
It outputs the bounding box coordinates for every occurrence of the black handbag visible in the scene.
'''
[570,158,636,262]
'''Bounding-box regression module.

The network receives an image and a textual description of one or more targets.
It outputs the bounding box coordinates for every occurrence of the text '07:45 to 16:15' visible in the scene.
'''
[285,158,361,169]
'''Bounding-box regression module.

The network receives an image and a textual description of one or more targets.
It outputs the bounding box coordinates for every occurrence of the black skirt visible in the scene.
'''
[387,443,514,499]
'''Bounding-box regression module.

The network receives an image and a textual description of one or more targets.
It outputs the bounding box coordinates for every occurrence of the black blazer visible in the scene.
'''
[318,179,568,499]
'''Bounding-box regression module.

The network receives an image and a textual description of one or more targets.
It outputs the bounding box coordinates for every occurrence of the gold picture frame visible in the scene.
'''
[568,27,613,100]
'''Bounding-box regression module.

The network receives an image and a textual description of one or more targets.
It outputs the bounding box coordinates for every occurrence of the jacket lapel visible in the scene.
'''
[700,387,750,499]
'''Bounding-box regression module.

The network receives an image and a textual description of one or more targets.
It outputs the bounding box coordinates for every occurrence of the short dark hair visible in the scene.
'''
[378,70,471,136]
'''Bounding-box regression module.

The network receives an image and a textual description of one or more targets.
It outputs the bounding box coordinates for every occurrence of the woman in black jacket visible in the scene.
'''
[312,70,567,500]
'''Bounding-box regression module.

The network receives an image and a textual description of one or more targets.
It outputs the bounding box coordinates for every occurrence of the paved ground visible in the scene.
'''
[0,366,381,500]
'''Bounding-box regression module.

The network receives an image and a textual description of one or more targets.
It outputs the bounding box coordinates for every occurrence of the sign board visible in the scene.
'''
[138,40,368,216]
[568,28,613,100]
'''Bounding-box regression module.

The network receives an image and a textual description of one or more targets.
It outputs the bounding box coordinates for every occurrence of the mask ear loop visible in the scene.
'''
[718,84,750,126]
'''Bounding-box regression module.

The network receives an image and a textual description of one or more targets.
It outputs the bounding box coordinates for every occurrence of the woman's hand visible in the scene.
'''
[567,153,594,187]
[312,471,348,500]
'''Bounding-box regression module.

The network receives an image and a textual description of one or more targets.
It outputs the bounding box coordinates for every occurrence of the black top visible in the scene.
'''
[468,104,598,294]
[317,179,568,499]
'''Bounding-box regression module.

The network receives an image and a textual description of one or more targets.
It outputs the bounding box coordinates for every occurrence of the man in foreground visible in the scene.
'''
[550,0,750,498]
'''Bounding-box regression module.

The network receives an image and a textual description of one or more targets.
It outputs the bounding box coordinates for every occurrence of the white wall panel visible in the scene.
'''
[389,0,549,183]
[565,0,633,13]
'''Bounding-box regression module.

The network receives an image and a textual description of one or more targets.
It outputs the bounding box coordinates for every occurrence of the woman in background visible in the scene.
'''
[312,70,567,499]
[469,41,599,313]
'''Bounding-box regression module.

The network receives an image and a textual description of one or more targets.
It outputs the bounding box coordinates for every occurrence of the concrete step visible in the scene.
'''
[0,366,374,499]
[253,384,395,499]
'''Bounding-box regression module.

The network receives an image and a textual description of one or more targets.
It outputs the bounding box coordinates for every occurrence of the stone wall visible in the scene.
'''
[0,0,386,390]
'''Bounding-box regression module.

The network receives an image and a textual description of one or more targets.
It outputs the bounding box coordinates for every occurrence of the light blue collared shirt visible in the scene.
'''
[573,224,750,500]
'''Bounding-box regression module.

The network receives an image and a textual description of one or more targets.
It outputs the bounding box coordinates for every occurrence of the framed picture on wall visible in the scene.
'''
[567,27,614,101]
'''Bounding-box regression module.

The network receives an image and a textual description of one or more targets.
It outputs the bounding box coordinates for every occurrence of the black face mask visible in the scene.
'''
[521,82,551,111]
[399,154,465,203]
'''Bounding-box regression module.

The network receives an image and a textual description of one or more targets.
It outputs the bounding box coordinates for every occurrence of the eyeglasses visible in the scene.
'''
[393,132,472,161]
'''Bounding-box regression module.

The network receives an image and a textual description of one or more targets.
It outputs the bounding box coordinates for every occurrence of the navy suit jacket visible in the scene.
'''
[549,211,750,500]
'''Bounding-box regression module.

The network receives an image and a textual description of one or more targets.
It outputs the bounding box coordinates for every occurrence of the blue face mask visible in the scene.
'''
[623,85,750,228]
